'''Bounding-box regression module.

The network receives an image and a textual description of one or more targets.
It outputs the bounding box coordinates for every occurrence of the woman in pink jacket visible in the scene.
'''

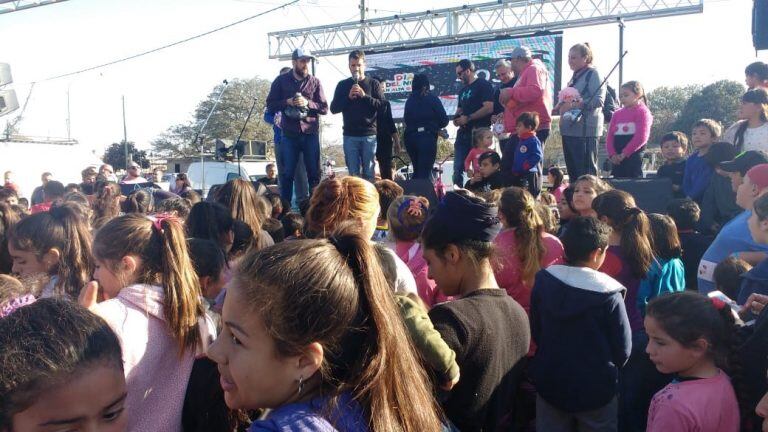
[85,214,211,432]
[499,45,553,184]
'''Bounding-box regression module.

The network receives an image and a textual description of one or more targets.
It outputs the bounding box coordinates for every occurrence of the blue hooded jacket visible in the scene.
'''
[530,265,632,413]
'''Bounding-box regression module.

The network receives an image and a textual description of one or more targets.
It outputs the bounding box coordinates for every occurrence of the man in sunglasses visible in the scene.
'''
[453,59,494,186]
[121,161,148,184]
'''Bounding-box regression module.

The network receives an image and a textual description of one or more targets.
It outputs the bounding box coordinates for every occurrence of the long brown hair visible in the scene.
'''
[0,203,19,274]
[213,179,268,250]
[9,202,93,298]
[234,223,443,431]
[592,189,654,278]
[498,187,546,286]
[93,214,204,354]
[91,182,122,230]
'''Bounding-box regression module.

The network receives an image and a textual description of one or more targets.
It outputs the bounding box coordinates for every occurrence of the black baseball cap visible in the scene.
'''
[719,150,768,176]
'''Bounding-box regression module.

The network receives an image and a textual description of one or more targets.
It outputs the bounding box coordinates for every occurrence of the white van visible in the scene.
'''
[186,161,250,197]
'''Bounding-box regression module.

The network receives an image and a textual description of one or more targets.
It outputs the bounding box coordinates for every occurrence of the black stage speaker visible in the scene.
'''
[396,179,439,208]
[755,0,768,51]
[606,177,674,214]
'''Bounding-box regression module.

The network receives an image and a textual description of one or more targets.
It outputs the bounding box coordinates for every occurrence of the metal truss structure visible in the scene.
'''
[268,0,702,59]
[0,0,69,15]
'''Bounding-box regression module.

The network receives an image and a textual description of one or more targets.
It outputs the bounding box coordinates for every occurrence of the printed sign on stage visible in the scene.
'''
[365,33,563,121]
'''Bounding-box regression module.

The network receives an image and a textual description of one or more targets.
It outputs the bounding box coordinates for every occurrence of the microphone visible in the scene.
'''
[223,79,229,85]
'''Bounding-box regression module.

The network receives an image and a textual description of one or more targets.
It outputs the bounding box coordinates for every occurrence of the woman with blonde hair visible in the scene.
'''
[305,176,418,295]
[213,179,274,251]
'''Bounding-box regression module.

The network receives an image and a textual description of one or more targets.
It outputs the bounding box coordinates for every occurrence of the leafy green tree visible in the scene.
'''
[647,84,702,144]
[152,77,275,157]
[673,80,745,135]
[103,141,149,169]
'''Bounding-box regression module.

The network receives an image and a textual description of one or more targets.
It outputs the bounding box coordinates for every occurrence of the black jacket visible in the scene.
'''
[330,77,384,136]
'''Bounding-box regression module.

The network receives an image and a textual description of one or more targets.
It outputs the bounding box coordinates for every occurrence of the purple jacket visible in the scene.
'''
[266,72,328,136]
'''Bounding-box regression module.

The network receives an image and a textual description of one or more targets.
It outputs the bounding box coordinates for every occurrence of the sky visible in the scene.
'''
[1,0,767,156]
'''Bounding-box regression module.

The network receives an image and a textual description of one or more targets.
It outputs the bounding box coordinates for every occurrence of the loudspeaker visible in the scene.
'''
[0,89,18,117]
[755,0,768,51]
[606,177,674,214]
[396,178,439,207]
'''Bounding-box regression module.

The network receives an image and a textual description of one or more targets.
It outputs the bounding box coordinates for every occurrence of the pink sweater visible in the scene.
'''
[94,284,196,432]
[464,147,489,173]
[395,241,451,307]
[606,103,653,157]
[501,59,553,132]
[647,370,739,432]
[492,229,564,313]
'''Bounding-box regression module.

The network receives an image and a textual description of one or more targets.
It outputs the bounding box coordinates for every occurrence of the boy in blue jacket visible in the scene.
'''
[530,216,632,431]
[510,112,543,197]
[682,119,721,203]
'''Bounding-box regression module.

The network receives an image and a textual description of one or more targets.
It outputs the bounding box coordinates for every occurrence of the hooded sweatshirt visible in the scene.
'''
[94,284,207,432]
[530,265,632,413]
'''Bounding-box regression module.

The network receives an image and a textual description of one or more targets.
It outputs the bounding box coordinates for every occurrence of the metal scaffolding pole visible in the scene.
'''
[268,0,703,59]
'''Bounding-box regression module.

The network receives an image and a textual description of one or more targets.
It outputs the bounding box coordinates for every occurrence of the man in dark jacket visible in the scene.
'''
[530,216,631,430]
[330,50,384,181]
[266,47,328,204]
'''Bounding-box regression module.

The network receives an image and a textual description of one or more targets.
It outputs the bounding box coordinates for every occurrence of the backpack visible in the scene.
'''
[603,85,618,123]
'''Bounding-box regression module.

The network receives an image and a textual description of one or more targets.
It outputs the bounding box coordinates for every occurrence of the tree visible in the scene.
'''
[103,141,150,169]
[151,77,275,157]
[673,80,745,135]
[647,84,702,144]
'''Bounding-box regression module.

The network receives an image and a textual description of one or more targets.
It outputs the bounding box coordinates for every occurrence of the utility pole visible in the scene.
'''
[360,0,365,46]
[122,95,129,168]
[66,87,71,140]
[618,18,625,88]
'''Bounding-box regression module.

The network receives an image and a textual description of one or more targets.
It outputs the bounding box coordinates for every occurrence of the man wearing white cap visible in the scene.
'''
[266,47,328,204]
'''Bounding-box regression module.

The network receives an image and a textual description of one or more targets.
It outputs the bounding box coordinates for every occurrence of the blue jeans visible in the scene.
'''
[274,133,309,205]
[279,133,320,204]
[343,135,377,181]
[405,130,438,180]
[453,129,472,187]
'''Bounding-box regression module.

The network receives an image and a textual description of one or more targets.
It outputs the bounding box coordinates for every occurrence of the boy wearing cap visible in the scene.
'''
[266,47,328,205]
[698,163,768,294]
[530,216,631,431]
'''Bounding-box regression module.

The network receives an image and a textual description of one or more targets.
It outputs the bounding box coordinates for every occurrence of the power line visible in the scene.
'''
[34,0,300,83]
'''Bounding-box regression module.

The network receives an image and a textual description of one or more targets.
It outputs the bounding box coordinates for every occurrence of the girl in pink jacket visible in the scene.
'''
[493,187,563,314]
[88,214,211,432]
[606,80,654,178]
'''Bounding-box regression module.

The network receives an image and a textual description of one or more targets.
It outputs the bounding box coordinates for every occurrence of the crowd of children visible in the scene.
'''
[1,60,768,432]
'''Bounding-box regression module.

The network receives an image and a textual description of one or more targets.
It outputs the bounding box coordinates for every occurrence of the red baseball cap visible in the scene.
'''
[746,164,768,192]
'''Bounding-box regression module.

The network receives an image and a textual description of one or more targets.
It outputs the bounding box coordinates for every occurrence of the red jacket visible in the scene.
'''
[501,59,552,132]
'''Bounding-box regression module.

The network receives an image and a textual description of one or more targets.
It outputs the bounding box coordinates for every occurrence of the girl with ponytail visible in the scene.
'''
[92,181,122,230]
[723,88,768,153]
[645,292,740,432]
[8,202,93,298]
[493,186,564,314]
[592,189,654,332]
[207,224,445,431]
[84,213,209,432]
[593,190,669,431]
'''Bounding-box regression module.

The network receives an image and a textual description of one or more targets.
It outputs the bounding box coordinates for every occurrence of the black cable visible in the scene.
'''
[35,0,300,83]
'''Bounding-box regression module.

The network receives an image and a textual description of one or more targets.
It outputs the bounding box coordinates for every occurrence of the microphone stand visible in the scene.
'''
[191,79,229,196]
[233,97,259,177]
[573,50,628,178]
